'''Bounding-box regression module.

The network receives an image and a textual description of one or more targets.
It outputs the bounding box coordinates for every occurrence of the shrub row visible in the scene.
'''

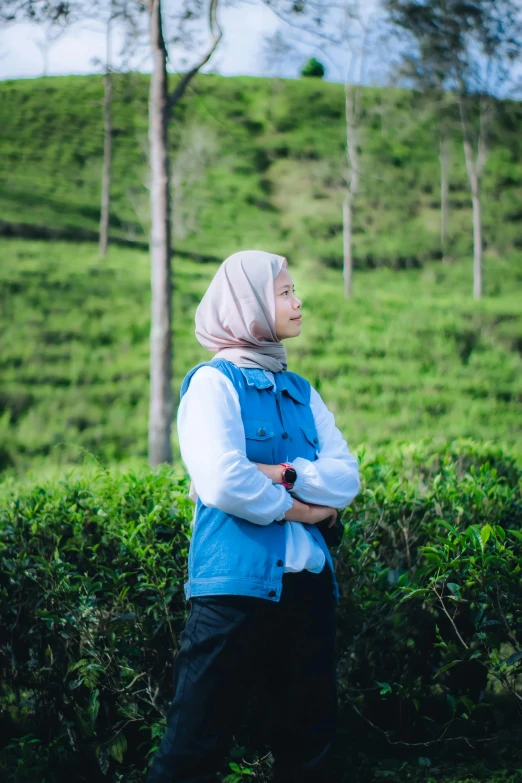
[0,440,521,781]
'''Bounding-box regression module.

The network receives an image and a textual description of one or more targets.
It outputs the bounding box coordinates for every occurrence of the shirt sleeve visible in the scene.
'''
[290,385,360,509]
[177,366,293,526]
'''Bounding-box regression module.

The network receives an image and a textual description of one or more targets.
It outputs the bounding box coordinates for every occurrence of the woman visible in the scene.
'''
[147,250,360,783]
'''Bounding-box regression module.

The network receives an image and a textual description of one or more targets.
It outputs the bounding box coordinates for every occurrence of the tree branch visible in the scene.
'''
[168,0,222,111]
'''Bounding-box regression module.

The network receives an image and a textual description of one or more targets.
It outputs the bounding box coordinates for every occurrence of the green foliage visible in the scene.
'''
[1,74,522,265]
[1,238,521,477]
[0,465,194,781]
[300,57,326,78]
[337,441,522,748]
[0,443,520,781]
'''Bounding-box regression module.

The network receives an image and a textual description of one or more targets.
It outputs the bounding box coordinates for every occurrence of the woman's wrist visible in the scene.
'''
[284,498,310,523]
[253,462,285,484]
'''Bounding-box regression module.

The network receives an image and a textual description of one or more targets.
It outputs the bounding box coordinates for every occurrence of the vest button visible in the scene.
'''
[282,432,289,439]
[276,559,284,567]
[268,589,276,598]
[258,428,265,436]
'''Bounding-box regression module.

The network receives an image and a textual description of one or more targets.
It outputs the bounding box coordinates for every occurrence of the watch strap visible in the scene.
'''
[279,462,296,489]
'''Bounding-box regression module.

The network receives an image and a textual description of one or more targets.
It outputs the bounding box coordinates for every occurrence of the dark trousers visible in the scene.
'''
[147,564,337,783]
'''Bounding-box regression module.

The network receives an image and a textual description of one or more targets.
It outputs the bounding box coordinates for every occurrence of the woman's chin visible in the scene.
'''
[287,321,302,337]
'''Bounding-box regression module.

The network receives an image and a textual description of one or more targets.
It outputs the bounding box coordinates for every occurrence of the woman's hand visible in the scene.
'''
[284,498,337,528]
[252,463,337,527]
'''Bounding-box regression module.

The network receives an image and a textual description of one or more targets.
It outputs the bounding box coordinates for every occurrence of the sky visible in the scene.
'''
[0,0,389,85]
[1,4,306,81]
[1,1,519,93]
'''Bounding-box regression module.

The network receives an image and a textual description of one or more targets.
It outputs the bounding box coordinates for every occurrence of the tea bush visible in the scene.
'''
[0,441,521,781]
[336,441,522,745]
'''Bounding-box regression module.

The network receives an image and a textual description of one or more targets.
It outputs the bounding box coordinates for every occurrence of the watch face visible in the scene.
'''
[284,467,297,484]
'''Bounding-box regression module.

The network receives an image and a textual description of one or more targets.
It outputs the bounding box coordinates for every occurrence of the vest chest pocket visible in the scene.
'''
[301,425,320,458]
[244,418,275,463]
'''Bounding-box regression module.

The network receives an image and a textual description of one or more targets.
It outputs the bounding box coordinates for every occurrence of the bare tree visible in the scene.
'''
[439,105,450,261]
[339,2,375,298]
[146,0,222,466]
[386,0,522,298]
[389,50,456,263]
[99,2,115,258]
[1,1,73,24]
[262,0,386,298]
[91,1,144,257]
[32,19,67,75]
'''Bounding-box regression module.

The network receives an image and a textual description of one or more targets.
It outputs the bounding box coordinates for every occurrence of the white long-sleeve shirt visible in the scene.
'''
[177,365,360,574]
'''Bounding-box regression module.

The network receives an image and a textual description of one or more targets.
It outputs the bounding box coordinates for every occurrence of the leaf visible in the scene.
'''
[435,659,461,678]
[108,732,127,764]
[446,583,460,595]
[508,529,522,543]
[504,651,522,667]
[467,526,484,552]
[459,695,474,713]
[480,524,493,546]
[396,588,429,606]
[418,757,432,767]
[376,681,392,695]
[494,525,506,541]
[437,519,458,537]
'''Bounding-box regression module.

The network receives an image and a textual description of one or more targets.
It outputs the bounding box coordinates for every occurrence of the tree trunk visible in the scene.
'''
[148,0,173,466]
[470,177,483,300]
[439,127,449,263]
[343,82,360,299]
[343,193,353,298]
[99,70,112,257]
[458,91,485,299]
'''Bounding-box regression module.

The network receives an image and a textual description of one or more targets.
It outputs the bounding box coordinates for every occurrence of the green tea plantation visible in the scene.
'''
[0,72,521,783]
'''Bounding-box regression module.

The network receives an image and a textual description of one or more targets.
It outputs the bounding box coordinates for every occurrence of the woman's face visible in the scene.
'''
[274,264,302,340]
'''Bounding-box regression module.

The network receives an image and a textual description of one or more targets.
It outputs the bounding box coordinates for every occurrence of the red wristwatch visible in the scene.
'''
[279,462,297,489]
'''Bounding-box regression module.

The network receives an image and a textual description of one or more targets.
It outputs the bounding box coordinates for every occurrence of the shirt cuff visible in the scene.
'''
[291,458,312,497]
[274,490,293,522]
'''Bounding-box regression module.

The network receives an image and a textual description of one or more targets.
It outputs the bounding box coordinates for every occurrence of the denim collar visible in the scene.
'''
[239,367,306,405]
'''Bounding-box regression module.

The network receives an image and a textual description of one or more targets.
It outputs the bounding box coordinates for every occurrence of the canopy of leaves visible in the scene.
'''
[385,0,522,93]
[301,56,326,78]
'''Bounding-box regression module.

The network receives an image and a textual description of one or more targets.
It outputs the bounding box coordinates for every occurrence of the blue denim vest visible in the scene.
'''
[179,358,339,603]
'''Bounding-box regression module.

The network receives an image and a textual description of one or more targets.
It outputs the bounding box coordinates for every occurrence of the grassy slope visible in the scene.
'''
[1,237,520,476]
[1,74,522,268]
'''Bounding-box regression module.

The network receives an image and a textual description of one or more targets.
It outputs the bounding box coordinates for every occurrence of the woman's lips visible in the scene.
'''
[291,315,302,321]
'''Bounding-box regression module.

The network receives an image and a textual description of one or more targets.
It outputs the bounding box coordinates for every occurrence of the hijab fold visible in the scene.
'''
[195,250,288,373]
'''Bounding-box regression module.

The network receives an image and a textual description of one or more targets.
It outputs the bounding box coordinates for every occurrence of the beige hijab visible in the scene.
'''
[195,250,288,373]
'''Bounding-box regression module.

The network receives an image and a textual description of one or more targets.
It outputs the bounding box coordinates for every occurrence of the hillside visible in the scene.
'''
[1,237,521,476]
[1,73,522,268]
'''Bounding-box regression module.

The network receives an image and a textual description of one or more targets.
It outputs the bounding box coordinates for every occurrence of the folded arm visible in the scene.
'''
[177,366,293,526]
[254,386,360,509]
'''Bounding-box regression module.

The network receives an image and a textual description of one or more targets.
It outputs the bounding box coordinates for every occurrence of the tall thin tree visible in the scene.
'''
[99,0,115,258]
[386,0,522,298]
[147,0,222,466]
[340,1,373,298]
